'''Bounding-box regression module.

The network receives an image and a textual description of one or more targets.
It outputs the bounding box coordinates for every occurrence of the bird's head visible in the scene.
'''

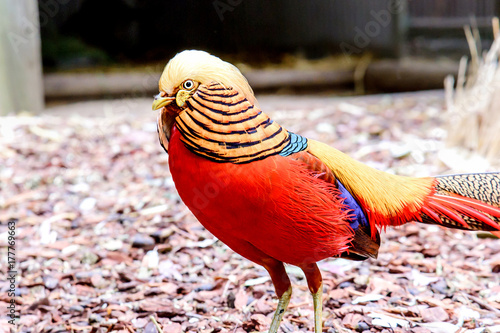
[152,50,256,113]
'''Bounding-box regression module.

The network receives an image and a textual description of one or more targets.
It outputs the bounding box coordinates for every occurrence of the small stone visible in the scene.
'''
[430,280,448,294]
[151,228,174,243]
[101,319,118,327]
[16,287,29,296]
[91,274,109,289]
[75,271,94,279]
[43,276,59,290]
[144,321,159,333]
[316,122,335,134]
[195,283,216,292]
[79,197,97,211]
[102,239,123,251]
[132,234,156,249]
[408,287,420,296]
[143,249,159,268]
[69,183,90,193]
[81,251,99,265]
[357,322,370,332]
[354,274,369,286]
[338,281,353,288]
[69,305,84,313]
[61,244,80,256]
[389,143,411,159]
[89,313,104,324]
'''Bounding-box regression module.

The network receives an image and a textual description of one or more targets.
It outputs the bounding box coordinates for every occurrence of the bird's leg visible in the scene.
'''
[312,283,323,332]
[261,259,292,333]
[269,285,292,332]
[299,263,323,333]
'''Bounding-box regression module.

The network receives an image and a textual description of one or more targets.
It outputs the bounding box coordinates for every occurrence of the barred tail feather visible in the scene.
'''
[420,173,500,232]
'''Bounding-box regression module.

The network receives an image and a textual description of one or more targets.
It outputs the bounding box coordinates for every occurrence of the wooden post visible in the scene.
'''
[0,0,44,115]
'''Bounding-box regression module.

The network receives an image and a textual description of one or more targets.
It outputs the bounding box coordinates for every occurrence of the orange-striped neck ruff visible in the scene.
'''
[175,83,289,163]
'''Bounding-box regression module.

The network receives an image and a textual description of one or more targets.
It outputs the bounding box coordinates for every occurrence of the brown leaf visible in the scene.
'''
[103,251,133,264]
[420,307,449,322]
[195,290,220,302]
[18,314,40,327]
[253,296,273,314]
[366,276,405,297]
[117,281,140,291]
[342,313,365,330]
[328,288,350,300]
[250,313,271,329]
[91,274,109,289]
[27,297,50,311]
[234,288,248,311]
[160,282,179,295]
[422,247,440,257]
[138,298,183,318]
[163,323,182,333]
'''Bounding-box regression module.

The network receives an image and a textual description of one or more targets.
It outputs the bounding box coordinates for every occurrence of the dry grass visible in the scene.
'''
[444,18,500,167]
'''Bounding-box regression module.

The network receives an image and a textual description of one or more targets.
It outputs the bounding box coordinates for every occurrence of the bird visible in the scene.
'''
[152,50,500,333]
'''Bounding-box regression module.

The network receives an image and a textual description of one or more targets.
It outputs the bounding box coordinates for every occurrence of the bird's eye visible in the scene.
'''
[183,80,194,90]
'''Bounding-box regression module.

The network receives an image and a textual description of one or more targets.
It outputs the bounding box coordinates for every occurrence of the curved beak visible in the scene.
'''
[152,93,175,111]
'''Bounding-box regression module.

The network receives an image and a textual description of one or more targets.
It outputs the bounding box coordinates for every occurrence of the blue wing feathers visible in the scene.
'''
[336,180,368,230]
[279,132,308,157]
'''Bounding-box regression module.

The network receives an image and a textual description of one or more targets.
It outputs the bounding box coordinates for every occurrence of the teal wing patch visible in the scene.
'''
[279,132,308,157]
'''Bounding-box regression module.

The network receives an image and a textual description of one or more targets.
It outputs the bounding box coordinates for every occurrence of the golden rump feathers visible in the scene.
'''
[159,50,257,105]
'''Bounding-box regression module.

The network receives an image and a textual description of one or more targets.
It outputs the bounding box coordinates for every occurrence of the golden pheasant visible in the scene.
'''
[152,50,500,332]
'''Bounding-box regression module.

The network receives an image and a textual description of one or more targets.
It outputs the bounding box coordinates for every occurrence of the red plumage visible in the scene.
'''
[168,126,354,266]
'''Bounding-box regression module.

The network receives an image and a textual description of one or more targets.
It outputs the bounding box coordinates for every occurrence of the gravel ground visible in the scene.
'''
[1,91,499,333]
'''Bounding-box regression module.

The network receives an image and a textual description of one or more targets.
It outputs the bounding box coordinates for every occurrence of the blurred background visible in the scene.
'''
[1,0,499,113]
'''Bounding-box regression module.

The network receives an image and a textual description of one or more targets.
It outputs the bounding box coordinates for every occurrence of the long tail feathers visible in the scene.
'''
[422,194,500,230]
[305,139,500,236]
[420,173,500,233]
